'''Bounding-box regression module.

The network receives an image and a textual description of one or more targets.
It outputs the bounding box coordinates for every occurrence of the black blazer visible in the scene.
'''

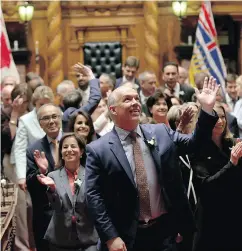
[192,139,242,251]
[179,84,195,103]
[26,135,56,210]
[85,110,218,250]
[227,112,239,138]
[26,135,56,243]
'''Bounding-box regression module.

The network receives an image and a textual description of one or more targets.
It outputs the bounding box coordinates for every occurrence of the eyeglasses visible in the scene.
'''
[39,114,60,123]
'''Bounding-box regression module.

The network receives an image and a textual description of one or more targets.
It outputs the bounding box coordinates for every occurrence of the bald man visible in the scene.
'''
[1,85,14,109]
[1,76,18,88]
[85,78,219,251]
[178,66,189,85]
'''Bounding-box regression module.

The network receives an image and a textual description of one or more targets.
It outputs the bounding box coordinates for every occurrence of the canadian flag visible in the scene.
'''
[0,7,20,83]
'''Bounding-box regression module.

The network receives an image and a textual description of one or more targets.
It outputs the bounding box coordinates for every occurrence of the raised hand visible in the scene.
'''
[230,141,242,166]
[177,106,194,133]
[195,76,220,113]
[73,63,95,81]
[34,150,48,174]
[12,95,24,114]
[37,174,56,191]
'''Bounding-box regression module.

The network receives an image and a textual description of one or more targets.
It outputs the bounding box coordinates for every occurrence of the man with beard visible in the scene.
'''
[1,85,14,109]
[76,66,92,106]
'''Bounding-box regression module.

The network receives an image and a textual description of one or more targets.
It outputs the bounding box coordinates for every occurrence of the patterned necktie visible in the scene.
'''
[130,132,151,220]
[51,139,59,168]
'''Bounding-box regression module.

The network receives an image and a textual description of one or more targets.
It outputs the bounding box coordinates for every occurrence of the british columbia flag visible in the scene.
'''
[189,1,227,88]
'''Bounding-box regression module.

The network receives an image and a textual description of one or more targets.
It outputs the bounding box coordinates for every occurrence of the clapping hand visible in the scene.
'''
[37,174,56,192]
[195,76,220,113]
[34,150,48,174]
[73,63,95,81]
[106,237,127,251]
[177,106,194,133]
[230,141,242,166]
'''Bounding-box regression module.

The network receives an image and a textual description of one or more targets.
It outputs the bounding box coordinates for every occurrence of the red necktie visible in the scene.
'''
[130,132,151,220]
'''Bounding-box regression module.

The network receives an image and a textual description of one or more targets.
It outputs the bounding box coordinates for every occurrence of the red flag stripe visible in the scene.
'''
[202,3,216,37]
[207,42,216,50]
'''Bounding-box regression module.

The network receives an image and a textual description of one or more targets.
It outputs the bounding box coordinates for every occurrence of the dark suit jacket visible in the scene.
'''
[227,112,239,138]
[45,167,98,249]
[179,84,195,103]
[62,78,101,132]
[26,135,56,244]
[85,110,218,250]
[115,77,140,90]
[192,139,242,251]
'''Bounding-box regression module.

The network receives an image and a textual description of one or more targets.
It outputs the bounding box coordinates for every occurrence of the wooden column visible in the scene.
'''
[143,1,160,82]
[47,1,64,89]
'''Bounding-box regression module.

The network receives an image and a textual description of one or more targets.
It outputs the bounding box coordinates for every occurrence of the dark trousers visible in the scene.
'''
[32,209,52,251]
[49,243,97,251]
[131,214,177,251]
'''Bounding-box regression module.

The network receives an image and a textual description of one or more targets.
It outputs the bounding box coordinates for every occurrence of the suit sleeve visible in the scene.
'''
[193,160,242,199]
[85,145,119,243]
[165,109,218,156]
[81,78,101,115]
[46,172,63,212]
[26,147,50,203]
[14,118,28,180]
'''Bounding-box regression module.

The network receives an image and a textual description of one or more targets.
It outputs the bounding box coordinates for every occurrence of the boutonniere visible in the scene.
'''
[179,90,185,96]
[146,137,156,147]
[74,179,82,193]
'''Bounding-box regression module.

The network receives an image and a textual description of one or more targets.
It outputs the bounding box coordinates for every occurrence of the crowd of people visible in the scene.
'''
[1,56,242,251]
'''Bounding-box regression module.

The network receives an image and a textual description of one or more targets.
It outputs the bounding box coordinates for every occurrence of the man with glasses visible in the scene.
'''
[26,103,62,251]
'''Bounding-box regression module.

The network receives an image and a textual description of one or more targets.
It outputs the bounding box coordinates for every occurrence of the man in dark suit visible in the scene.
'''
[115,56,140,90]
[85,77,219,251]
[163,62,195,103]
[26,103,63,251]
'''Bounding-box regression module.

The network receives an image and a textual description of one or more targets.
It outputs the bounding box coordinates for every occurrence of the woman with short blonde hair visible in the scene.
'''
[32,86,54,107]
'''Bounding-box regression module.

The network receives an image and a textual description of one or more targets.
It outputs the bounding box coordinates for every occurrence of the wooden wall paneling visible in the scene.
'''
[47,1,64,91]
[127,21,145,75]
[28,17,49,85]
[67,24,138,81]
[158,14,181,86]
[144,1,160,83]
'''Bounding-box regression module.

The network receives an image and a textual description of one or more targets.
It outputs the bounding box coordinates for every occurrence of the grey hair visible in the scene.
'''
[100,73,115,87]
[37,103,62,121]
[56,80,75,94]
[107,91,117,108]
[236,75,242,88]
[138,71,155,82]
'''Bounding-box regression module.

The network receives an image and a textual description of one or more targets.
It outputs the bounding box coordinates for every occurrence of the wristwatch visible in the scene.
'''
[9,120,17,126]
